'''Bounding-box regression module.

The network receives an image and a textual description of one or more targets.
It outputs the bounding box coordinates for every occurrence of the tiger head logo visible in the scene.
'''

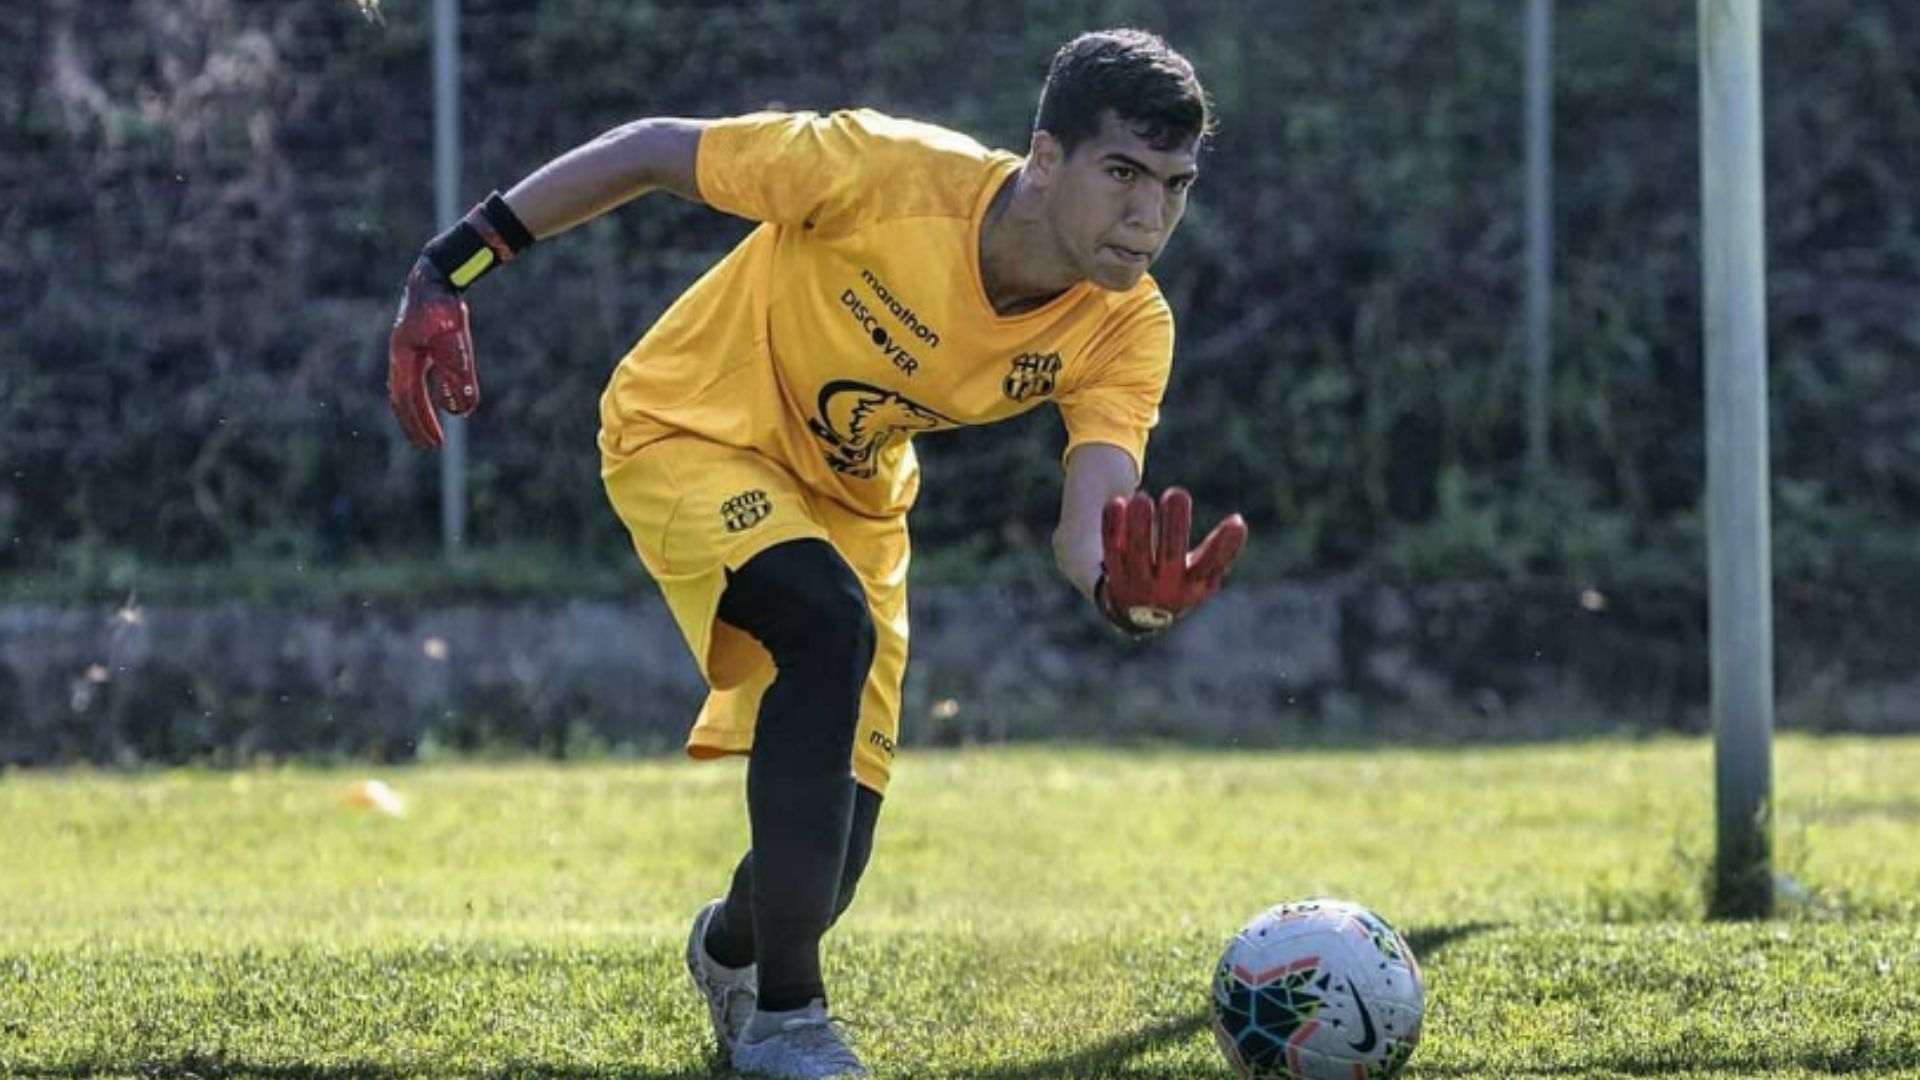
[806,380,955,479]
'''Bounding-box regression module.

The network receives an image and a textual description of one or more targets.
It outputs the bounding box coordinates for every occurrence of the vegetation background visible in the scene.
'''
[8,1,1915,588]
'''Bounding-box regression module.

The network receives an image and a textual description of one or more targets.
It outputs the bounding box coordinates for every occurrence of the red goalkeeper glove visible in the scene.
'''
[387,260,476,449]
[1095,488,1248,637]
[387,192,535,449]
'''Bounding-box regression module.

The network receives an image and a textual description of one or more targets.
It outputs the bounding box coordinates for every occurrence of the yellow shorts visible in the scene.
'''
[600,432,908,794]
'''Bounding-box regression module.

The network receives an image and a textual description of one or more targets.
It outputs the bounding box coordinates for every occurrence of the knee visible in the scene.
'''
[762,563,875,677]
[733,541,879,676]
[811,577,876,673]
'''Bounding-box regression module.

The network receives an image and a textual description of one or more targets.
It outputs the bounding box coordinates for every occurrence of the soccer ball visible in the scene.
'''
[1209,898,1425,1080]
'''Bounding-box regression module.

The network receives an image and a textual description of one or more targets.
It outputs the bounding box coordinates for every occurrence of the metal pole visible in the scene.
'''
[1700,0,1774,920]
[433,0,467,551]
[1524,0,1553,479]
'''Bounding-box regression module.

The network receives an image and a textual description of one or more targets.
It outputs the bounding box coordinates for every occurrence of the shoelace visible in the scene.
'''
[774,1015,865,1068]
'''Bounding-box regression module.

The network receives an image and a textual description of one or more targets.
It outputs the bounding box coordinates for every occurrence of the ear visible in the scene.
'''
[1027,130,1062,187]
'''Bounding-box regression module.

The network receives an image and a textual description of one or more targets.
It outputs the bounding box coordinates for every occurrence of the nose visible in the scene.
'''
[1125,183,1165,234]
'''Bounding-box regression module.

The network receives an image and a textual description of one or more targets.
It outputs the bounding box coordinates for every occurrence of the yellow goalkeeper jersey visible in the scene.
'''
[597,108,1175,519]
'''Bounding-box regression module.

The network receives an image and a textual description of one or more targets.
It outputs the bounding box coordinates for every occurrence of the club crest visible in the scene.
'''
[1002,351,1063,402]
[720,490,772,533]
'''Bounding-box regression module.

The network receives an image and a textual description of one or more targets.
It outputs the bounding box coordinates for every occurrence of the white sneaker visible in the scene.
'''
[684,899,757,1054]
[731,1001,869,1079]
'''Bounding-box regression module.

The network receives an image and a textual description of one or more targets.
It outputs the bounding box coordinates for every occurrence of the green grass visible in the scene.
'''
[3,736,1918,1078]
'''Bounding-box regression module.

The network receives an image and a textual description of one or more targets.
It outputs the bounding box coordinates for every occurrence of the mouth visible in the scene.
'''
[1103,243,1153,267]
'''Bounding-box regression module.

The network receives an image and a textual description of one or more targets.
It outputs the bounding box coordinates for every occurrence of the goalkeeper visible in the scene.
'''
[387,28,1246,1080]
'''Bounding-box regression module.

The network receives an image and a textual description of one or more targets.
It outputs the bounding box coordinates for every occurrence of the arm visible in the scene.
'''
[501,118,707,239]
[1060,444,1250,637]
[1054,443,1140,602]
[388,118,707,448]
[1053,302,1246,634]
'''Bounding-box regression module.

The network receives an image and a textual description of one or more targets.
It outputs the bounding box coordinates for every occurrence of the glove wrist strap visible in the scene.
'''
[1094,571,1158,639]
[420,192,537,291]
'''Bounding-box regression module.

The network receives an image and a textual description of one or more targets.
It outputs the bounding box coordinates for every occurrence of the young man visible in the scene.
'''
[388,28,1246,1080]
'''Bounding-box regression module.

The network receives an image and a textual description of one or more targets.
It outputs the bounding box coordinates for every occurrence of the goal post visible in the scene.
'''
[1698,0,1775,920]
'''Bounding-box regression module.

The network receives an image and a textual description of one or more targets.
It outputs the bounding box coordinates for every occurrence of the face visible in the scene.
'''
[1032,110,1199,291]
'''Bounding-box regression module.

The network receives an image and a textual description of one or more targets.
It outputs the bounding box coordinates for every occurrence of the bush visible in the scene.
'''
[6,2,1917,589]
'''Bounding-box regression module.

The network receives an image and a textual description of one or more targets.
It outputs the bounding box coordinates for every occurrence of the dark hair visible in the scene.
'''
[1034,29,1213,156]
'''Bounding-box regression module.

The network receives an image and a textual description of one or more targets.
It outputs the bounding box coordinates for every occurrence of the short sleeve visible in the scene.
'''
[1054,296,1174,476]
[695,110,912,237]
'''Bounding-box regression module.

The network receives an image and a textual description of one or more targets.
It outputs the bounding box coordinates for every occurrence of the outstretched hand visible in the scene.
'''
[1097,488,1248,637]
[387,259,480,449]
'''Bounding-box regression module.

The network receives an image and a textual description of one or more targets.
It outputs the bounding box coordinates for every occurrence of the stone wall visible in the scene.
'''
[1,580,1913,765]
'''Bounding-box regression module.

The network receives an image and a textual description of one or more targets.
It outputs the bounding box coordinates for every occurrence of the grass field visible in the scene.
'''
[2,736,1917,1079]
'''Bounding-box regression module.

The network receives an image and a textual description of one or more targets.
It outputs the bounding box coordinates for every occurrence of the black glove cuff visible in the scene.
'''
[420,192,537,292]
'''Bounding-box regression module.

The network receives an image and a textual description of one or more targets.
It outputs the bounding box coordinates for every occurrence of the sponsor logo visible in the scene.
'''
[806,379,957,479]
[840,289,924,377]
[1346,980,1379,1053]
[1002,351,1062,402]
[720,490,772,533]
[860,269,941,348]
[867,730,896,759]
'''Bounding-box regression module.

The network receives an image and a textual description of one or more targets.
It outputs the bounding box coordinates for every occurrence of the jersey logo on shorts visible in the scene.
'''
[720,490,773,533]
[1002,351,1062,402]
[867,730,896,760]
[806,379,957,479]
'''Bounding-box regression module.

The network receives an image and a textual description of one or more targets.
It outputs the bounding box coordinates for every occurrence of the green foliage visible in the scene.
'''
[0,542,642,606]
[2,740,1919,1077]
[6,2,1919,588]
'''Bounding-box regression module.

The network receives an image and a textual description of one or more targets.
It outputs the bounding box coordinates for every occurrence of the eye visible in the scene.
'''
[1107,165,1137,184]
[1168,175,1195,194]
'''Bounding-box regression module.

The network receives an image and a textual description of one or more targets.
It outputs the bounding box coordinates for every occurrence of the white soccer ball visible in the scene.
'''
[1209,898,1425,1080]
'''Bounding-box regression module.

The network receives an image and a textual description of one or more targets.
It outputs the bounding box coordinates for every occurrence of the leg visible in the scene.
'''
[705,783,884,966]
[831,785,883,926]
[602,435,871,1065]
[712,539,874,1012]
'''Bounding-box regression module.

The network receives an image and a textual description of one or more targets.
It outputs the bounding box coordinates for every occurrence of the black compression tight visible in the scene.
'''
[701,539,880,1012]
[703,786,883,975]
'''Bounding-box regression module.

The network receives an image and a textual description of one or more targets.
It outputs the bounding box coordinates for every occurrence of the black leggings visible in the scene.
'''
[700,539,884,1011]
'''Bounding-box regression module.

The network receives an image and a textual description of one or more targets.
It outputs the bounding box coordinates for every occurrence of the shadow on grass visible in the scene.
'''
[1414,1045,1914,1077]
[22,1042,1918,1080]
[11,925,1511,1080]
[1404,920,1500,961]
[947,921,1507,1080]
[5,1060,725,1080]
[962,1011,1208,1079]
